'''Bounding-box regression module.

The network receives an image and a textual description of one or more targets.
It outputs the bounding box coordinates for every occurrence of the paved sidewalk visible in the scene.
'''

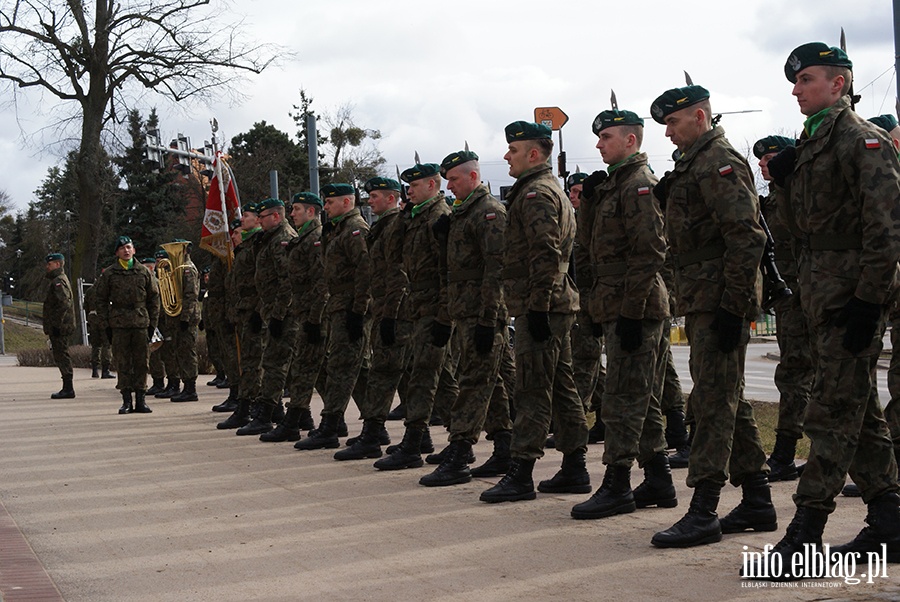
[0,364,898,601]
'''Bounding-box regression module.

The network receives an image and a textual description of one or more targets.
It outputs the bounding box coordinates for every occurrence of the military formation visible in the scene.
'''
[39,39,900,581]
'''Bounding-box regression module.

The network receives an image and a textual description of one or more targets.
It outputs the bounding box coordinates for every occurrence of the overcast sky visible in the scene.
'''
[1,0,897,212]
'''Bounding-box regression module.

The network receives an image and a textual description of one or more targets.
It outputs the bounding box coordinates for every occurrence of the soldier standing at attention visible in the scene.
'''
[44,252,76,399]
[145,253,167,395]
[569,109,674,519]
[212,219,246,414]
[749,44,900,578]
[296,184,372,450]
[85,268,115,380]
[95,236,160,414]
[154,248,181,400]
[169,240,202,403]
[480,121,589,503]
[648,84,772,548]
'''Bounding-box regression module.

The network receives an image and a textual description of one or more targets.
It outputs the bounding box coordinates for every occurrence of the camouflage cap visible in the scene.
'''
[592,110,644,135]
[241,202,259,214]
[566,173,588,188]
[400,164,441,183]
[256,198,284,212]
[113,235,133,252]
[139,257,156,265]
[868,114,900,133]
[650,85,710,124]
[320,183,356,198]
[505,121,552,143]
[45,252,64,262]
[363,177,401,193]
[154,249,168,260]
[440,150,480,176]
[753,135,796,159]
[230,217,243,230]
[784,42,852,83]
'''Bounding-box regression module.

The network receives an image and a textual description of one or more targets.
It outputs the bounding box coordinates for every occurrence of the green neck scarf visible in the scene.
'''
[411,196,438,218]
[241,226,261,241]
[118,257,134,270]
[297,220,313,237]
[803,107,831,138]
[608,153,639,175]
[452,190,476,210]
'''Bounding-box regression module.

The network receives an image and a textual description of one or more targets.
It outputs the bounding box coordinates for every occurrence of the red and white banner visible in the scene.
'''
[200,155,241,262]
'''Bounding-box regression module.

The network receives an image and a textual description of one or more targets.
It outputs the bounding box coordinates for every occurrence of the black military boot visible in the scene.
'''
[832,492,900,563]
[471,430,512,477]
[420,440,473,487]
[216,377,230,389]
[538,449,592,494]
[587,416,605,444]
[259,406,302,442]
[118,390,133,414]
[651,480,722,548]
[842,482,862,496]
[133,390,152,413]
[236,402,275,436]
[51,376,76,399]
[336,413,349,437]
[633,452,678,509]
[207,373,225,387]
[668,424,693,469]
[334,420,384,460]
[386,426,434,455]
[101,364,115,379]
[720,472,778,533]
[294,414,340,450]
[346,423,391,447]
[272,402,285,424]
[426,442,475,465]
[664,409,688,450]
[570,464,633,519]
[171,378,198,402]
[91,363,100,378]
[146,377,166,396]
[298,407,315,431]
[155,378,181,399]
[766,434,799,482]
[374,427,425,470]
[479,458,536,503]
[386,403,406,421]
[217,398,251,430]
[742,506,829,580]
[212,386,239,412]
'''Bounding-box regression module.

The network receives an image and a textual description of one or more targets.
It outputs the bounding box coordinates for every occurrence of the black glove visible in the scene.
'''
[106,327,113,343]
[431,320,452,347]
[346,311,365,342]
[710,307,744,353]
[432,214,451,237]
[380,317,397,347]
[591,322,603,338]
[653,172,670,208]
[146,325,154,340]
[180,320,189,332]
[249,311,263,334]
[580,170,608,201]
[198,320,205,331]
[474,323,495,355]
[615,316,643,352]
[834,297,882,354]
[51,327,60,337]
[303,321,322,345]
[767,146,798,187]
[268,317,283,339]
[527,310,552,342]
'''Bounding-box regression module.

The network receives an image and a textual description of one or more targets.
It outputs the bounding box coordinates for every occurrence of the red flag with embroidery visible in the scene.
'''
[200,156,241,263]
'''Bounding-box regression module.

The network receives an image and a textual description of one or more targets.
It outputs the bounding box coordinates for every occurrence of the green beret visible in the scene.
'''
[591,110,644,135]
[566,173,588,188]
[650,85,710,124]
[292,191,324,208]
[440,150,480,176]
[113,235,132,252]
[505,121,552,143]
[400,164,441,183]
[868,114,899,133]
[230,217,243,230]
[256,198,284,212]
[139,257,156,265]
[320,183,356,198]
[241,202,259,214]
[45,252,64,262]
[154,249,168,259]
[363,177,401,193]
[753,135,796,159]
[785,42,852,83]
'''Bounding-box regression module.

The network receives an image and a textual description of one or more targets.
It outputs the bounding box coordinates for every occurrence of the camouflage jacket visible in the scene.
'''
[368,208,406,321]
[287,218,328,324]
[205,257,228,324]
[664,127,765,317]
[233,229,262,314]
[95,261,160,330]
[572,209,593,295]
[43,267,75,336]
[782,95,900,326]
[447,184,508,324]
[579,152,668,323]
[255,220,298,322]
[177,258,201,325]
[502,162,579,317]
[398,194,451,323]
[323,207,371,316]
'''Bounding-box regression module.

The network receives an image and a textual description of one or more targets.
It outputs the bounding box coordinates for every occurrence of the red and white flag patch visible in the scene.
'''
[485,212,497,220]
[865,138,881,149]
[352,230,361,236]
[718,165,734,176]
[281,241,289,246]
[313,241,322,247]
[637,186,651,196]
[526,191,537,199]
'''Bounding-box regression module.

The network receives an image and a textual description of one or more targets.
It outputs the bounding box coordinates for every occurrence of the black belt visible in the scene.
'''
[448,268,484,283]
[410,279,440,292]
[805,233,862,251]
[501,262,569,279]
[675,244,726,268]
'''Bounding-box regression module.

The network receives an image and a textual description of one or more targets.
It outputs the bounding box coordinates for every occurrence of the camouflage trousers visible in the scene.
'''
[432,334,460,427]
[571,311,605,413]
[205,301,226,375]
[321,312,369,418]
[510,312,588,460]
[205,325,225,375]
[496,334,517,423]
[49,334,73,378]
[149,345,165,380]
[256,315,299,407]
[884,317,900,446]
[88,325,112,368]
[110,328,149,392]
[285,320,327,411]
[404,315,455,432]
[684,312,767,489]
[359,317,412,422]
[171,322,199,381]
[795,314,898,511]
[773,294,814,439]
[238,311,266,402]
[447,317,505,444]
[214,321,241,385]
[600,319,667,468]
[658,331,685,414]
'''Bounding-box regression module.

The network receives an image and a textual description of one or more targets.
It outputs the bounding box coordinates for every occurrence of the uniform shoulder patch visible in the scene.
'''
[718,165,734,176]
[637,186,651,196]
[525,191,537,199]
[865,138,881,150]
[313,241,322,247]
[351,230,361,236]
[485,212,497,220]
[281,241,289,246]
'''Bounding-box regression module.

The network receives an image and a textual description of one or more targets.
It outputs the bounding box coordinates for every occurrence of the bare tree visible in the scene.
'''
[322,103,385,187]
[0,0,277,283]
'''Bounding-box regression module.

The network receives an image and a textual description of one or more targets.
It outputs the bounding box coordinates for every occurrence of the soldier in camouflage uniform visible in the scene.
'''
[169,241,202,403]
[208,254,239,412]
[296,184,372,450]
[418,151,510,487]
[753,135,813,482]
[480,121,589,504]
[84,268,114,380]
[95,236,160,414]
[212,220,245,413]
[373,163,454,471]
[569,109,674,520]
[143,255,167,395]
[749,45,900,579]
[153,248,182,399]
[201,266,226,388]
[648,85,772,548]
[262,193,327,442]
[44,253,76,399]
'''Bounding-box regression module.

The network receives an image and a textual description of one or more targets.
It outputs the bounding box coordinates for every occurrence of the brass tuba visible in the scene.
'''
[156,241,190,317]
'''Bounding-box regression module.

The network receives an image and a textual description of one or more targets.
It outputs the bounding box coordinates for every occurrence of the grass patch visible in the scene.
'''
[749,398,810,460]
[2,320,48,354]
